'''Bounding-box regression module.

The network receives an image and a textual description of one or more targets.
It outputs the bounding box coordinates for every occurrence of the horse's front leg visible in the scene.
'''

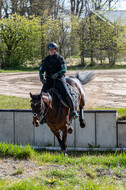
[79,106,86,128]
[50,127,63,148]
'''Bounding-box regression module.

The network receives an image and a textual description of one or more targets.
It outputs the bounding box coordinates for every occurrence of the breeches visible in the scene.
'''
[42,77,69,98]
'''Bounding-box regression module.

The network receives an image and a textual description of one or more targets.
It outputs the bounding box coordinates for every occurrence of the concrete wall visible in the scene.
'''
[117,121,126,148]
[0,109,125,148]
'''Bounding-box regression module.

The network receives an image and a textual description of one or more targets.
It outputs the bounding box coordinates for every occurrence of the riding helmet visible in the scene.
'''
[47,42,58,50]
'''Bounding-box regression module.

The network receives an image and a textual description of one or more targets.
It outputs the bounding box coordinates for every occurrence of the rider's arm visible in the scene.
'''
[58,56,67,76]
[39,60,45,83]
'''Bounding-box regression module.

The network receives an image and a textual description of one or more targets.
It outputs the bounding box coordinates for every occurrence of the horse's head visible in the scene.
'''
[30,92,43,127]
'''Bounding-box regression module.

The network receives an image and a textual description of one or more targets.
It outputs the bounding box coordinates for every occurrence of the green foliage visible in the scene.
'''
[77,14,124,66]
[0,15,41,68]
[0,142,33,159]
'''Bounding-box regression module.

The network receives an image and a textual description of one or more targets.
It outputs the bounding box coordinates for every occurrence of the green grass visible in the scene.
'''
[0,143,126,189]
[1,62,126,73]
[0,66,39,73]
[0,94,126,120]
[67,63,126,70]
[12,167,24,175]
[0,95,31,109]
[90,107,126,120]
[0,142,33,159]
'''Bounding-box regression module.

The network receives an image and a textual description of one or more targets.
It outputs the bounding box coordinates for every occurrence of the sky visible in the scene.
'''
[65,0,126,11]
[108,0,126,10]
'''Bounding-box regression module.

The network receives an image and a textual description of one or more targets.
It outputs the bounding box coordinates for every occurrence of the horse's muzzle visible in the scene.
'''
[32,113,41,127]
[33,115,40,127]
[33,120,40,127]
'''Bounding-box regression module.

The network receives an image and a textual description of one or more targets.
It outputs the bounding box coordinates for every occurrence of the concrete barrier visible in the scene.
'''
[96,111,117,148]
[0,109,125,148]
[0,110,14,143]
[117,121,126,148]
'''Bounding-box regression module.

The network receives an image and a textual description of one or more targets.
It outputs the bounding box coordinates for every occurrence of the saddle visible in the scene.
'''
[48,83,78,108]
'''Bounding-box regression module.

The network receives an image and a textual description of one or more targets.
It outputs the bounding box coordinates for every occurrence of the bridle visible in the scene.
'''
[31,93,51,121]
[31,100,42,118]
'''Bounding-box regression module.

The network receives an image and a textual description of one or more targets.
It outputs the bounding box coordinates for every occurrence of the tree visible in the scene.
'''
[0,15,41,68]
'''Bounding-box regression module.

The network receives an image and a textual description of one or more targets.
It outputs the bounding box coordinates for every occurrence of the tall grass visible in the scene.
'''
[0,142,33,159]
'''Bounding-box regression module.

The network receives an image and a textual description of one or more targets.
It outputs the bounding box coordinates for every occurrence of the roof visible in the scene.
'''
[93,10,126,26]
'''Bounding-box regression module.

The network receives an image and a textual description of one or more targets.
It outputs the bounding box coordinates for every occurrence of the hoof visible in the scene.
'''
[68,126,73,134]
[80,119,86,128]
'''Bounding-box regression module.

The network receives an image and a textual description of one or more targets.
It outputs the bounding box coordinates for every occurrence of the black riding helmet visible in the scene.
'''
[47,42,58,50]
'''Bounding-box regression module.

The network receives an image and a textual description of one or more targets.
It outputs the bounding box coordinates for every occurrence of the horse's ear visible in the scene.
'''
[30,92,33,98]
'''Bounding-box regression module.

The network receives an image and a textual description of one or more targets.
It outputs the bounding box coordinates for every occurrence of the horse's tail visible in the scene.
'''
[76,71,94,85]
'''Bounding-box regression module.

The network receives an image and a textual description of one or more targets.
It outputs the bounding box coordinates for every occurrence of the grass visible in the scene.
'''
[1,61,126,73]
[0,143,126,189]
[12,167,24,175]
[0,65,39,73]
[90,107,126,120]
[0,95,31,109]
[67,63,126,70]
[0,142,33,159]
[0,94,126,120]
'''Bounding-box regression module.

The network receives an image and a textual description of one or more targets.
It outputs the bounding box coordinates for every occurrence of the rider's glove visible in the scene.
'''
[41,78,47,85]
[52,72,59,80]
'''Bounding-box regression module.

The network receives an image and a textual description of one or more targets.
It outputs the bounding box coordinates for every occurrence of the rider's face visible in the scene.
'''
[49,48,56,55]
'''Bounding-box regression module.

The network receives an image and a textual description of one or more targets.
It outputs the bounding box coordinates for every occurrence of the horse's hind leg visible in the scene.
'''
[79,106,86,128]
[61,125,68,154]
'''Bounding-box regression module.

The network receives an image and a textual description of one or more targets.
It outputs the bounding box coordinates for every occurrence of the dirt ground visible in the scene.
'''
[0,70,126,109]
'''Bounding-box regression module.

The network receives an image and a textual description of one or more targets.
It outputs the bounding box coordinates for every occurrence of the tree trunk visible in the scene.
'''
[81,51,85,67]
[90,49,94,66]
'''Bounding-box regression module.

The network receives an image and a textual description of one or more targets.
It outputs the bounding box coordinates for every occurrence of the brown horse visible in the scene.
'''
[30,71,93,153]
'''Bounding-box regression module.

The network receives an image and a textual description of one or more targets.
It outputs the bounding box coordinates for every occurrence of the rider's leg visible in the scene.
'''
[55,77,78,119]
[66,94,78,119]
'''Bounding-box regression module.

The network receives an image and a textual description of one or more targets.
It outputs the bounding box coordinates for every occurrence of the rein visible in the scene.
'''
[41,93,51,118]
[45,91,62,127]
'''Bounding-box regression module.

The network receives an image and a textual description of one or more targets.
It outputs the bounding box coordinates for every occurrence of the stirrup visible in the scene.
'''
[39,116,46,125]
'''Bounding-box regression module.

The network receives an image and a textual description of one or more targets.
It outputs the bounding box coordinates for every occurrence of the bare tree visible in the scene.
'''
[71,0,84,17]
[0,0,3,19]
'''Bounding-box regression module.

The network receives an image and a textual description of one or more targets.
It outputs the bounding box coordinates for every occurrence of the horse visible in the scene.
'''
[30,71,94,153]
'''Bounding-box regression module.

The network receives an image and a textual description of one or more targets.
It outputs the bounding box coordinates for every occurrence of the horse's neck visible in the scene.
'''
[42,93,58,115]
[42,94,52,107]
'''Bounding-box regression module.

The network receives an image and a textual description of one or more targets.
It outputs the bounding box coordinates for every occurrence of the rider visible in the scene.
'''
[39,42,78,124]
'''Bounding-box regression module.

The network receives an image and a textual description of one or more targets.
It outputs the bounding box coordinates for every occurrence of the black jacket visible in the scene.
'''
[39,53,66,82]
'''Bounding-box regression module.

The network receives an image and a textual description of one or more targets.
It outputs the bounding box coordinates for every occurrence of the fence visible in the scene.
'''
[0,109,126,149]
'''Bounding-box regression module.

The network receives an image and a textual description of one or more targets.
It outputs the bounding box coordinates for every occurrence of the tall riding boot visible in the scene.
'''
[66,95,78,119]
